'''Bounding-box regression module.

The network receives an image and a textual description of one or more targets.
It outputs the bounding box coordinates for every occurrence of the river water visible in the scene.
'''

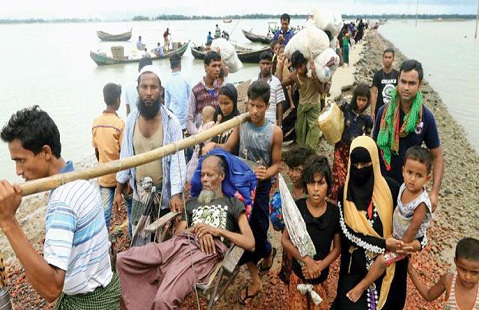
[0,18,477,182]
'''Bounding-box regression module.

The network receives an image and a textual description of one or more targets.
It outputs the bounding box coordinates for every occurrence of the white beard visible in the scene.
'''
[198,189,215,205]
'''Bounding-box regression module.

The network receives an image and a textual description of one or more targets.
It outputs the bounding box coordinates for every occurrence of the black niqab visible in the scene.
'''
[346,146,374,212]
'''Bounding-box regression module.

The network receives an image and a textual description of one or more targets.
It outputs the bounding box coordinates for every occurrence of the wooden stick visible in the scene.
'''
[0,253,5,288]
[19,112,249,197]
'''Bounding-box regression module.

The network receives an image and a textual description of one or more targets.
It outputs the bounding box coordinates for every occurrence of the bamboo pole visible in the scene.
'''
[19,112,250,197]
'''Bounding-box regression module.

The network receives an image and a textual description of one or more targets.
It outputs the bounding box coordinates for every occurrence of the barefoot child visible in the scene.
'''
[347,146,433,302]
[282,155,341,309]
[408,237,479,309]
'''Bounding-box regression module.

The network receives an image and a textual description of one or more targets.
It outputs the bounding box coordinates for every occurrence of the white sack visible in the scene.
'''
[211,38,243,73]
[311,8,343,37]
[284,25,330,60]
[313,48,340,83]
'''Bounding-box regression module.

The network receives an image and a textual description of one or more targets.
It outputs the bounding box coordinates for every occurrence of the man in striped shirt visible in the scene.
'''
[251,50,285,126]
[0,106,120,309]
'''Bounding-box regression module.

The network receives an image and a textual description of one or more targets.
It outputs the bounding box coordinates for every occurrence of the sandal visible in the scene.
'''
[238,286,260,305]
[258,247,277,274]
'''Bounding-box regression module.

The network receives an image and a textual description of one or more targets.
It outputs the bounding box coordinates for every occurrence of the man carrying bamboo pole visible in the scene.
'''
[0,106,120,308]
[113,65,186,239]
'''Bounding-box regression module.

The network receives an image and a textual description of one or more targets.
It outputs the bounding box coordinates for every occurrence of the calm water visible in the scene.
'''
[0,19,280,182]
[0,18,478,182]
[379,19,479,151]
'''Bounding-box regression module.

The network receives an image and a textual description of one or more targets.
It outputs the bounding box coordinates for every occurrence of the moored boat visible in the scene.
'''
[223,18,233,23]
[190,44,271,63]
[90,41,190,66]
[97,28,133,41]
[242,29,272,45]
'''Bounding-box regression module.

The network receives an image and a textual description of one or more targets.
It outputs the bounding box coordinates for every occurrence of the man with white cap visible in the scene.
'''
[113,65,186,237]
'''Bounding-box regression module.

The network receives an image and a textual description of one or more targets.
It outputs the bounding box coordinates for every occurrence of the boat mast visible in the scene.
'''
[415,0,419,27]
[475,0,479,39]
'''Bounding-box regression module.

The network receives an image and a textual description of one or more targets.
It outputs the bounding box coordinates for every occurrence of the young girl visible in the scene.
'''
[282,155,341,309]
[346,146,434,302]
[408,237,479,310]
[331,83,373,201]
[211,84,240,155]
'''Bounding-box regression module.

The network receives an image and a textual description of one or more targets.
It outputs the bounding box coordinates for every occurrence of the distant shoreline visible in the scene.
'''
[0,14,476,25]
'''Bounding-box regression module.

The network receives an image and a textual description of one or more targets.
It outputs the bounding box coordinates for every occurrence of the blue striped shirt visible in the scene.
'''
[44,161,112,294]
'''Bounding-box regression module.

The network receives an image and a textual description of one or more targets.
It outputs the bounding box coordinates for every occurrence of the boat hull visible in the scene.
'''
[242,29,272,45]
[90,41,190,66]
[97,29,132,42]
[190,45,271,64]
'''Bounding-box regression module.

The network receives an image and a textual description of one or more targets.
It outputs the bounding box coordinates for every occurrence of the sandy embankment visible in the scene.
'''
[1,29,478,309]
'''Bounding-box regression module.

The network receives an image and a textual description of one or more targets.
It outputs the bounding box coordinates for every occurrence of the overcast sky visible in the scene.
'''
[1,0,476,19]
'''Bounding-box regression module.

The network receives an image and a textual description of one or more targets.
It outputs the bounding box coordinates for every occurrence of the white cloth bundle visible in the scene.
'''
[279,174,316,258]
[211,38,243,73]
[310,7,343,37]
[284,25,330,60]
[297,284,323,305]
[312,47,340,83]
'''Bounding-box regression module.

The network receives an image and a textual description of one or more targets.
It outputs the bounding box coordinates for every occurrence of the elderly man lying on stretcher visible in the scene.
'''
[116,154,255,310]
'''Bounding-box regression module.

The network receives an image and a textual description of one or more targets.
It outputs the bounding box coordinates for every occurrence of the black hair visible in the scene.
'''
[400,59,424,82]
[1,105,62,158]
[302,155,332,194]
[290,50,307,69]
[383,48,395,56]
[280,13,291,23]
[214,84,240,123]
[404,145,433,174]
[138,57,152,72]
[247,80,270,105]
[455,237,479,261]
[283,144,314,169]
[170,54,181,69]
[259,51,273,62]
[204,51,221,65]
[103,83,121,106]
[270,40,280,50]
[351,83,371,112]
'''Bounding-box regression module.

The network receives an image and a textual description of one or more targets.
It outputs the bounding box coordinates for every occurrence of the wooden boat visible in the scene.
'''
[90,41,190,66]
[190,44,271,63]
[223,18,233,23]
[242,29,272,45]
[97,28,132,41]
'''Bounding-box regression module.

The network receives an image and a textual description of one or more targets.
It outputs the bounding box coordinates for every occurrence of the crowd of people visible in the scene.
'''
[0,11,477,310]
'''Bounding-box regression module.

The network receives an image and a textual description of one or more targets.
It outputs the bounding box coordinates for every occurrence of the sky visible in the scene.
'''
[1,0,477,20]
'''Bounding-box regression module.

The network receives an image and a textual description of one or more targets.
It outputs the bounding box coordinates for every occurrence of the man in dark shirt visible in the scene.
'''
[370,48,399,120]
[273,13,294,46]
[373,59,444,212]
